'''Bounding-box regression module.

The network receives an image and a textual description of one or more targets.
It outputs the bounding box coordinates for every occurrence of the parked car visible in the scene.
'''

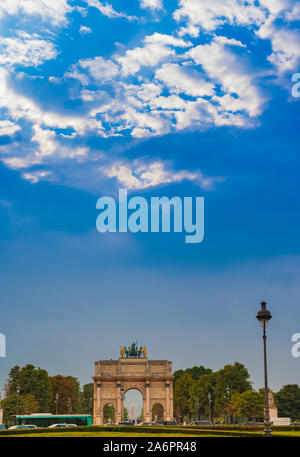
[193,420,213,426]
[48,423,77,428]
[153,420,177,426]
[116,421,135,426]
[138,422,157,426]
[0,425,6,430]
[8,425,37,430]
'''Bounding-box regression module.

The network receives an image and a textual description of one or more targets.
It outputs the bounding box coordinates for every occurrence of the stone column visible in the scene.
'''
[145,382,151,422]
[143,398,146,422]
[94,383,102,425]
[116,383,122,423]
[165,382,171,420]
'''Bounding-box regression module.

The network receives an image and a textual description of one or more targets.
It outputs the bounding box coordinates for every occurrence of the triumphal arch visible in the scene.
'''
[93,343,174,425]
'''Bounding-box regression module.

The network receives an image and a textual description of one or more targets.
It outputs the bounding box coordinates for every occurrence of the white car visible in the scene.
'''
[9,425,37,430]
[138,422,156,426]
[48,423,77,428]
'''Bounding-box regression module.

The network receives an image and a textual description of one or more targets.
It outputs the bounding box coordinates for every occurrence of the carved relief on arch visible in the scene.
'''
[123,383,146,399]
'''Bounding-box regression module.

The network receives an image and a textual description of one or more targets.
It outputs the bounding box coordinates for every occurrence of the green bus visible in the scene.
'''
[16,414,92,428]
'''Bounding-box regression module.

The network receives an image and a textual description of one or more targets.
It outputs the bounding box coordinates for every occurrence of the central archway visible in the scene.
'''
[103,403,115,424]
[124,388,144,423]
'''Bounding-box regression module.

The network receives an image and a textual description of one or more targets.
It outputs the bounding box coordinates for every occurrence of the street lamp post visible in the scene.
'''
[16,385,21,416]
[226,386,230,424]
[194,396,199,422]
[67,397,72,413]
[55,393,59,415]
[208,392,212,423]
[256,301,272,437]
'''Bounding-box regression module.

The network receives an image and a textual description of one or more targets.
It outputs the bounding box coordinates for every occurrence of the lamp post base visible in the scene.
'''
[264,420,272,437]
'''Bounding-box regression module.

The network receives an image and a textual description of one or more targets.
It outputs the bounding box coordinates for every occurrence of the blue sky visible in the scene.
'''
[1,0,300,400]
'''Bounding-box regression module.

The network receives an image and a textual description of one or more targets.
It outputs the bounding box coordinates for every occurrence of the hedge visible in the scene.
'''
[0,424,297,437]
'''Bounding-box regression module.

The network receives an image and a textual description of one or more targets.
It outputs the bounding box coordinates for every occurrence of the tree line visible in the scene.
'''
[1,362,300,424]
[173,362,300,423]
[1,364,93,424]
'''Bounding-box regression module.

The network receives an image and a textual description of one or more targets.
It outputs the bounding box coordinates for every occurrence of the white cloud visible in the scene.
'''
[0,31,57,67]
[257,21,300,72]
[140,0,163,10]
[1,156,41,169]
[0,120,20,136]
[174,0,266,34]
[0,0,296,188]
[80,89,107,102]
[31,125,89,160]
[116,33,191,76]
[268,29,300,72]
[22,170,53,183]
[79,25,92,34]
[32,125,57,157]
[173,0,300,74]
[259,0,290,16]
[105,160,222,190]
[155,63,215,97]
[116,44,173,76]
[187,36,265,117]
[145,33,192,48]
[78,56,119,81]
[64,68,90,85]
[85,0,136,21]
[285,2,300,21]
[49,76,62,84]
[0,69,104,136]
[0,0,72,25]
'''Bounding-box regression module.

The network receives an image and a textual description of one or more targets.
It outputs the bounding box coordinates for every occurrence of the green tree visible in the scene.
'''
[275,384,300,421]
[123,407,129,421]
[190,373,216,419]
[231,390,264,421]
[173,369,185,384]
[152,403,164,420]
[6,364,52,412]
[173,372,194,418]
[186,366,212,380]
[5,366,21,395]
[80,383,94,415]
[2,393,39,424]
[49,375,80,414]
[103,404,115,422]
[214,362,252,417]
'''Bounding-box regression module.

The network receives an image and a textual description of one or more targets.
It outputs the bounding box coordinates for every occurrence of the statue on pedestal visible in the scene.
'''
[122,341,145,358]
[267,390,278,419]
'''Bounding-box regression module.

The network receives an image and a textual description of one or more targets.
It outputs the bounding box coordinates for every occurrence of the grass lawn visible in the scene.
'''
[0,431,217,437]
[2,426,300,438]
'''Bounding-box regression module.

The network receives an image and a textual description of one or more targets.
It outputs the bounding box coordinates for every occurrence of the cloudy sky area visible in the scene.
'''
[1,0,300,398]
